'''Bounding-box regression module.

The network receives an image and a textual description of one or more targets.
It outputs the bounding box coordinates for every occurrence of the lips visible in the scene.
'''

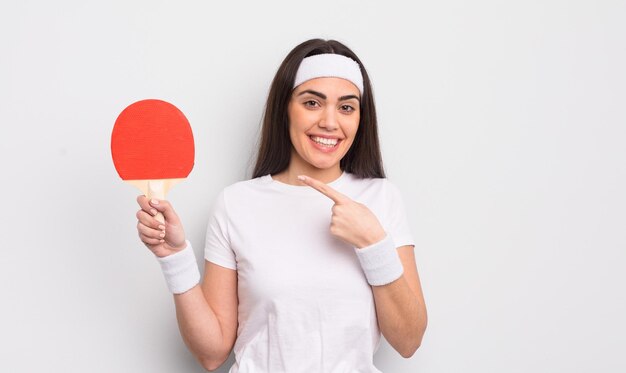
[307,135,342,153]
[309,135,338,146]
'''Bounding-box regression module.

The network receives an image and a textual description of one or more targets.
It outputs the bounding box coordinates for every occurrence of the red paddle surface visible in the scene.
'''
[111,99,194,180]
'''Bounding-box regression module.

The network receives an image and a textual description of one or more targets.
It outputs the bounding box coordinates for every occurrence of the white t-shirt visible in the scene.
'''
[204,171,415,373]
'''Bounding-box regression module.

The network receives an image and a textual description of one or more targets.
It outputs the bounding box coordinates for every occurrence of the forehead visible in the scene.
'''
[293,77,361,98]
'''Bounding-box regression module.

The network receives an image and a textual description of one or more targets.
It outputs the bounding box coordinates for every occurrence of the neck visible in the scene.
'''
[272,156,343,185]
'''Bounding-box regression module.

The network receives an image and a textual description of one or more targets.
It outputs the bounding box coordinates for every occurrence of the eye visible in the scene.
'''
[303,100,320,108]
[340,104,356,113]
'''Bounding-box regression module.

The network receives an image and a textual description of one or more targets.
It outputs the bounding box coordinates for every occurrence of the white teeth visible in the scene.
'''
[310,136,338,146]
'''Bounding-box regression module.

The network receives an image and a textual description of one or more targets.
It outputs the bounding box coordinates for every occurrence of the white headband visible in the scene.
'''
[293,54,364,95]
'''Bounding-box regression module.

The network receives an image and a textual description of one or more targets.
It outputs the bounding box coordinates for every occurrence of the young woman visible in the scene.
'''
[135,39,427,372]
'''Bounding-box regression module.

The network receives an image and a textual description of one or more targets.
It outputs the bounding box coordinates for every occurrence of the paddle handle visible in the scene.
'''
[148,180,166,224]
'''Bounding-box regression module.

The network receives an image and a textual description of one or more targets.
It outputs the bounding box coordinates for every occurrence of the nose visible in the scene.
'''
[318,107,338,131]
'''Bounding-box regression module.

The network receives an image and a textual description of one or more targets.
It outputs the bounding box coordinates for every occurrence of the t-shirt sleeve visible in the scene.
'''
[384,180,416,248]
[203,189,237,270]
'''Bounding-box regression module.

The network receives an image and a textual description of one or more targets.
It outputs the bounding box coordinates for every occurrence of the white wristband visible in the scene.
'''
[354,234,404,286]
[156,240,200,294]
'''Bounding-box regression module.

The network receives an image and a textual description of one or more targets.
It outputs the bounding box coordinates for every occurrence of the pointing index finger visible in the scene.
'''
[297,175,349,204]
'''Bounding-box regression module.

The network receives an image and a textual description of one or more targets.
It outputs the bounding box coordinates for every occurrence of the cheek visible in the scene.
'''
[286,124,298,151]
[346,116,360,138]
[288,118,304,142]
[288,107,311,134]
[286,110,300,143]
[342,118,361,151]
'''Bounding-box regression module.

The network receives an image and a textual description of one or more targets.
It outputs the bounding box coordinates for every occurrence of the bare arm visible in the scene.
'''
[371,245,427,358]
[174,260,238,371]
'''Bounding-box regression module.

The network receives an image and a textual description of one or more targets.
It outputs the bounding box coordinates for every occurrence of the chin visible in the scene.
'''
[307,161,337,170]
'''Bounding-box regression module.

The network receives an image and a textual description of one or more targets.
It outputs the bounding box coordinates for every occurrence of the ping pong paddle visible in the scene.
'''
[111,99,194,223]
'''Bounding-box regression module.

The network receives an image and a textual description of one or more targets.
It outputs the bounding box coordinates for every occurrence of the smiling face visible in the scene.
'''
[287,77,361,175]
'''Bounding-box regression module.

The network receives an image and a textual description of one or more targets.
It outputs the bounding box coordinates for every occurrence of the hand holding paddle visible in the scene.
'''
[297,175,386,248]
[111,99,194,257]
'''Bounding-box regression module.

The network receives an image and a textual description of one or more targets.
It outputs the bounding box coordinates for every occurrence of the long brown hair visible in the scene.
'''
[252,39,385,179]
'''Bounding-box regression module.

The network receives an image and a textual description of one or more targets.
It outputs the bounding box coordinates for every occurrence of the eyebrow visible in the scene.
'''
[297,89,360,103]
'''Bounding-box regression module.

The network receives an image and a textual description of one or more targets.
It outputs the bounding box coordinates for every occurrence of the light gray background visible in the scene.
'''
[1,0,624,372]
